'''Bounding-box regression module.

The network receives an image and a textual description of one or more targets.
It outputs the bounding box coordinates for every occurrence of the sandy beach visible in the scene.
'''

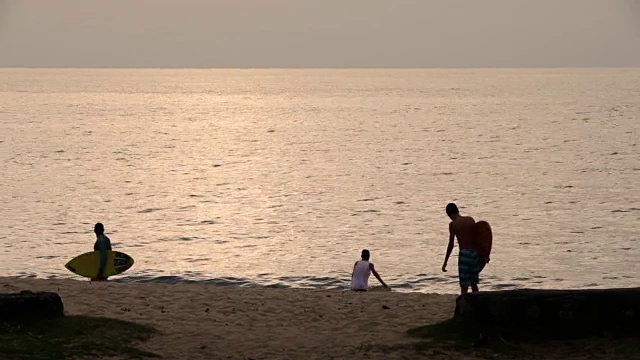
[1,277,459,359]
[3,278,639,360]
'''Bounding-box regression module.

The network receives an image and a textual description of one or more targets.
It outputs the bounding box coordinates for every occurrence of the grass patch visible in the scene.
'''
[0,315,158,360]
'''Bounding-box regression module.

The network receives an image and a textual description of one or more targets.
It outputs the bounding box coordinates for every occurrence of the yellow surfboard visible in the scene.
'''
[65,251,134,278]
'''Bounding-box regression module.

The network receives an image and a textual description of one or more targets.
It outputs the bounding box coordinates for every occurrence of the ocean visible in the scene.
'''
[0,68,638,293]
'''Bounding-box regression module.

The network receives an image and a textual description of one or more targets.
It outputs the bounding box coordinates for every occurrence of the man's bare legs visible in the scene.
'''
[461,285,479,294]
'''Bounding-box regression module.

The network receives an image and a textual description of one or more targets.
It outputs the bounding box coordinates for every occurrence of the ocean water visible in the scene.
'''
[0,68,638,293]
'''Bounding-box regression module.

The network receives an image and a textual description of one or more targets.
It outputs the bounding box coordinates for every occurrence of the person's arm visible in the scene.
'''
[369,263,388,288]
[442,223,455,272]
[350,261,358,289]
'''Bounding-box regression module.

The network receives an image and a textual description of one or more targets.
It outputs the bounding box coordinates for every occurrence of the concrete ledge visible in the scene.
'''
[455,288,640,335]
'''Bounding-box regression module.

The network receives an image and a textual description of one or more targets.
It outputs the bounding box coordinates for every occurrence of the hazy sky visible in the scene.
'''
[1,0,639,68]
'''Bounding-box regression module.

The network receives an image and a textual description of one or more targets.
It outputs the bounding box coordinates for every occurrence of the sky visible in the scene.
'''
[0,0,639,68]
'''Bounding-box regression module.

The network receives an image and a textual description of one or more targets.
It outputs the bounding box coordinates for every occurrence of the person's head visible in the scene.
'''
[94,223,104,235]
[361,249,370,261]
[445,203,459,220]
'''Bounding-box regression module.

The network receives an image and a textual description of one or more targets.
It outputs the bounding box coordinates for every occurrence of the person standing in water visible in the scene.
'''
[351,249,389,291]
[441,203,481,294]
[92,223,112,281]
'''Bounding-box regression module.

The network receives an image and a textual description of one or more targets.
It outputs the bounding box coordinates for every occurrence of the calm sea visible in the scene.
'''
[0,68,638,293]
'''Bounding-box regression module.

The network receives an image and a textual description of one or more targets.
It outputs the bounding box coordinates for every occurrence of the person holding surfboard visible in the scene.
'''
[92,222,112,281]
[351,249,389,291]
[441,203,487,294]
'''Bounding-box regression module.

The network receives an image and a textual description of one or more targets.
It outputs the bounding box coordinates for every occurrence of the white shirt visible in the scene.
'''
[351,260,371,290]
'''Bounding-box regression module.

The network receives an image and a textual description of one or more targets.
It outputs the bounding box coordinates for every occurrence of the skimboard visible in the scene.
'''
[474,220,492,269]
[65,251,134,279]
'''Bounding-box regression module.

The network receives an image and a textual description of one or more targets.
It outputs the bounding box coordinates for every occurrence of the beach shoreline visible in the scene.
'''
[2,277,639,359]
[1,277,458,359]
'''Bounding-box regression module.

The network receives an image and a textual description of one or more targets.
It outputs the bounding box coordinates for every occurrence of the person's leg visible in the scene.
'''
[459,249,474,294]
[469,250,480,293]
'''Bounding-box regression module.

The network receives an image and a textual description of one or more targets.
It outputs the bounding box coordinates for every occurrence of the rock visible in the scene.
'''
[0,291,64,322]
[454,288,640,336]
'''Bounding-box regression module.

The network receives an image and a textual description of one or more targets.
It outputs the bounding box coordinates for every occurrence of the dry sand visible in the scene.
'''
[1,277,457,359]
[2,278,637,360]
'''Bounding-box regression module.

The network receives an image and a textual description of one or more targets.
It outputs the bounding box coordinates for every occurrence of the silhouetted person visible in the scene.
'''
[441,203,480,294]
[92,222,112,281]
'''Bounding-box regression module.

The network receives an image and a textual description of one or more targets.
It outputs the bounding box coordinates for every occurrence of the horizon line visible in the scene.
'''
[1,65,640,70]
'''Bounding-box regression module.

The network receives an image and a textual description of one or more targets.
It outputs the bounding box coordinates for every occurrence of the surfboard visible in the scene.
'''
[65,251,134,278]
[474,220,492,267]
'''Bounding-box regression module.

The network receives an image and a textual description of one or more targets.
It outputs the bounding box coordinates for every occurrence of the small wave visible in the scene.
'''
[159,236,203,242]
[184,257,213,264]
[35,256,59,260]
[138,208,164,214]
[200,220,219,225]
[120,275,254,287]
[493,283,517,289]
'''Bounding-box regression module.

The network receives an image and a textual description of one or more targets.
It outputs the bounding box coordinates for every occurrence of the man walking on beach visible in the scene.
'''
[92,222,112,281]
[441,203,481,294]
[351,249,389,291]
